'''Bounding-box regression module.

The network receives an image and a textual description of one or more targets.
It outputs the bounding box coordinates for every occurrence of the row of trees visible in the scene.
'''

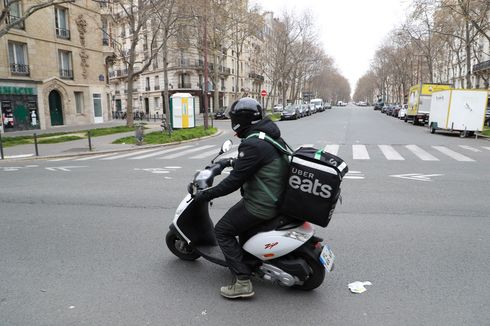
[353,0,490,104]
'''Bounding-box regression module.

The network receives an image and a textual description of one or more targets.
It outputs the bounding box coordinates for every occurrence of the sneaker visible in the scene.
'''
[220,279,254,299]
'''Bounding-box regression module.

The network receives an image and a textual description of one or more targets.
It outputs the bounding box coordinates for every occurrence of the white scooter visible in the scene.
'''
[166,140,335,290]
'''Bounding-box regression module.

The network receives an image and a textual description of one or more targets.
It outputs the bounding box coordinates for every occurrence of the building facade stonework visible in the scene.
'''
[0,1,112,132]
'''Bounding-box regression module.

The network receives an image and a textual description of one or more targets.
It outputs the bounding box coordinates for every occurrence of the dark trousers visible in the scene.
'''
[215,200,265,278]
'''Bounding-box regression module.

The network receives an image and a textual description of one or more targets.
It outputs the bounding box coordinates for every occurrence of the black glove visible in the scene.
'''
[216,158,234,169]
[193,190,211,203]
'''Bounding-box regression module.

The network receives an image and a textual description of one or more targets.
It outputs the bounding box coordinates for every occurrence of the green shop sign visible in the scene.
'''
[0,86,37,96]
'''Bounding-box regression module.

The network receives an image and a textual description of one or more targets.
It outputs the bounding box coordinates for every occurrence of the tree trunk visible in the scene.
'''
[465,18,472,89]
[163,48,172,134]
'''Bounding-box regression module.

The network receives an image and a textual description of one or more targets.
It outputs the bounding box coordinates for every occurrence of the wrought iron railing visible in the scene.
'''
[10,63,30,75]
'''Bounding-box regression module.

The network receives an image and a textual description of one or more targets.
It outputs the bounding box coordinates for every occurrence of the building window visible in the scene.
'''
[145,77,150,91]
[179,74,191,88]
[154,97,160,109]
[59,50,73,79]
[4,0,24,29]
[75,92,84,114]
[55,7,70,39]
[102,17,110,46]
[93,94,102,117]
[8,41,29,75]
[154,76,160,90]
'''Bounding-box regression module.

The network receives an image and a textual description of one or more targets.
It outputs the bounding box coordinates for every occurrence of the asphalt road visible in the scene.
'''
[1,104,490,325]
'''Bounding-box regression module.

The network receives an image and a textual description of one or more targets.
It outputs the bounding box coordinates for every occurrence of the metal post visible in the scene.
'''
[33,133,39,156]
[88,130,92,151]
[0,131,4,160]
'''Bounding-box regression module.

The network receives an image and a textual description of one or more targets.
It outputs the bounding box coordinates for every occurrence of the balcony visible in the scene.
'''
[10,63,30,76]
[154,85,160,90]
[473,60,490,74]
[8,15,24,29]
[145,86,151,91]
[60,69,73,79]
[56,27,70,40]
[178,83,192,89]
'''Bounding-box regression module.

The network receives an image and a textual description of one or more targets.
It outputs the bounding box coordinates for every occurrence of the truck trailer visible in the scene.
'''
[429,89,488,137]
[407,83,451,125]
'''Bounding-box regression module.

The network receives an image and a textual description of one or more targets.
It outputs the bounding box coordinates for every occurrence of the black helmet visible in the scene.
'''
[229,97,263,136]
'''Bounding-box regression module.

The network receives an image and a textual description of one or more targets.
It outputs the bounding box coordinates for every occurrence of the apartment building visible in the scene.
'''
[0,1,112,132]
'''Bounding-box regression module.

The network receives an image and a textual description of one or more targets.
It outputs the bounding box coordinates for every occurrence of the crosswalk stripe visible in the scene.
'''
[100,148,163,160]
[129,146,192,159]
[75,153,120,161]
[378,145,404,160]
[158,145,216,159]
[432,146,474,162]
[405,145,439,161]
[323,144,339,156]
[459,145,481,152]
[352,145,369,160]
[483,147,490,151]
[190,145,238,159]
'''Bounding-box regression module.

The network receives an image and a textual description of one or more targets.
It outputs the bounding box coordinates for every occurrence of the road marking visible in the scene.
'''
[352,145,369,160]
[134,168,170,174]
[344,171,364,179]
[100,148,163,160]
[458,145,480,152]
[75,153,120,161]
[432,146,474,162]
[1,166,24,171]
[378,145,404,160]
[323,144,339,156]
[129,146,192,159]
[299,144,315,148]
[190,145,238,159]
[45,166,87,172]
[49,157,75,162]
[390,173,443,182]
[483,147,490,151]
[158,145,216,159]
[405,145,439,161]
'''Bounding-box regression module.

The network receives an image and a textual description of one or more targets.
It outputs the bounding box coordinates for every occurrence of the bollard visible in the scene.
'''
[0,132,4,160]
[135,124,144,145]
[88,130,93,151]
[34,133,39,156]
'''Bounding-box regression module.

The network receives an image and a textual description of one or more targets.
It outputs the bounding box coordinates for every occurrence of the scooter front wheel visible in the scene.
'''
[165,230,201,261]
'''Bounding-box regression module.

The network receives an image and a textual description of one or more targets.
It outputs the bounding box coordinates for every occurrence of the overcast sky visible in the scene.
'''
[250,0,410,93]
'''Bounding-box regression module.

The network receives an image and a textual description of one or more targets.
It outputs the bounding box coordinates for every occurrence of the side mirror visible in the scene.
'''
[221,140,233,153]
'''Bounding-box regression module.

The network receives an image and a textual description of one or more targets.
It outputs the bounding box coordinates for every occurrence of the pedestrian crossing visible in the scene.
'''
[48,143,490,163]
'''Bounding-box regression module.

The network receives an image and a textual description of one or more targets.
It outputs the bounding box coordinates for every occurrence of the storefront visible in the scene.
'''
[0,85,40,132]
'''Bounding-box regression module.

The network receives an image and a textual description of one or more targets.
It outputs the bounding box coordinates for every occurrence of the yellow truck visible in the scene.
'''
[406,83,451,125]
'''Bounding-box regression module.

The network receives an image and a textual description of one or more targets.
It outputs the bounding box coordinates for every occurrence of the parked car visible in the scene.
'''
[214,106,229,119]
[398,104,408,119]
[309,103,317,114]
[280,104,300,120]
[374,100,384,111]
[297,104,306,117]
[392,104,401,117]
[323,102,332,110]
[273,104,283,112]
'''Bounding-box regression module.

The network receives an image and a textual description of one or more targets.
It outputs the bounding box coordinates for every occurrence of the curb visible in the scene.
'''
[0,129,224,162]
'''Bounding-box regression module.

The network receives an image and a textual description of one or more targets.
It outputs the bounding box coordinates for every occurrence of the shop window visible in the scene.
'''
[8,41,29,75]
[59,50,73,79]
[55,7,70,39]
[75,92,84,114]
[4,0,24,29]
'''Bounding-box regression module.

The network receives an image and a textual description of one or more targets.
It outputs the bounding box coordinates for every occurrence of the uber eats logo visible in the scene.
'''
[289,167,332,198]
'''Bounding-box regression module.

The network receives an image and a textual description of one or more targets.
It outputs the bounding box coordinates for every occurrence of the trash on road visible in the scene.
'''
[348,281,372,294]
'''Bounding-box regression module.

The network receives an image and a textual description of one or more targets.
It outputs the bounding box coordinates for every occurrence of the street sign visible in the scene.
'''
[261,90,267,97]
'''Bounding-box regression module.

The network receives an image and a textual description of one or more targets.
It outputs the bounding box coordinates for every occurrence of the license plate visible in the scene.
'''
[319,245,335,272]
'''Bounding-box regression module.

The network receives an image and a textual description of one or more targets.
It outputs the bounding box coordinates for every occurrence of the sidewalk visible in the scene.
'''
[1,120,170,161]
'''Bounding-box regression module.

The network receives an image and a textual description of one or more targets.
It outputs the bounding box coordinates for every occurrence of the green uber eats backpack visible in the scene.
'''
[246,131,348,227]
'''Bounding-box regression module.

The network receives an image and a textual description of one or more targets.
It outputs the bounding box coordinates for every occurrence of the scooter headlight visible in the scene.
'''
[283,230,311,242]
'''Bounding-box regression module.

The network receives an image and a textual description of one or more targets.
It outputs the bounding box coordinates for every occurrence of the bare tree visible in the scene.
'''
[0,0,76,38]
[109,0,168,127]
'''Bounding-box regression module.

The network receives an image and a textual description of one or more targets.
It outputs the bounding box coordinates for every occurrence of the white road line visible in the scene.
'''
[352,145,370,160]
[158,145,216,159]
[323,144,339,156]
[483,147,490,151]
[5,154,34,159]
[458,145,481,152]
[75,153,120,161]
[405,145,439,161]
[190,145,238,159]
[100,148,163,160]
[432,146,475,162]
[378,145,404,160]
[129,146,192,159]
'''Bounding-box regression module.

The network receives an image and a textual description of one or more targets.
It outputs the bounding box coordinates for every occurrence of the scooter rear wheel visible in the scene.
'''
[166,230,201,261]
[292,252,325,291]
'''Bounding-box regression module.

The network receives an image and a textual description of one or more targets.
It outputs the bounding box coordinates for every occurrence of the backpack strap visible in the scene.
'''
[246,132,293,155]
